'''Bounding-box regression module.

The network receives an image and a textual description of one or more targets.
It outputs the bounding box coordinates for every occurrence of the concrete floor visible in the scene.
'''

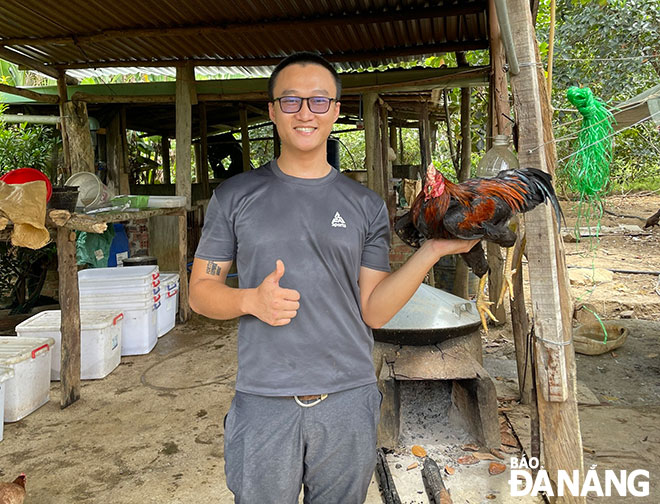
[1,315,386,503]
[1,314,543,503]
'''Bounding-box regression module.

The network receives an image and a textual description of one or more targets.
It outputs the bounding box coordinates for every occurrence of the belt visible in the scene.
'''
[294,393,328,407]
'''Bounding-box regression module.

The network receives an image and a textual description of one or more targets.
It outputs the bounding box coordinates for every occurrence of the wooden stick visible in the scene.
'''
[421,457,453,504]
[48,210,107,234]
[375,449,402,504]
[510,230,532,404]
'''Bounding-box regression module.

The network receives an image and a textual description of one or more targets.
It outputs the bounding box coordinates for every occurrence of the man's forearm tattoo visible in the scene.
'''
[206,261,222,276]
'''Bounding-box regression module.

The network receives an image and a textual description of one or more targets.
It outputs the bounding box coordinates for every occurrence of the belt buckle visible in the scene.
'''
[294,394,328,408]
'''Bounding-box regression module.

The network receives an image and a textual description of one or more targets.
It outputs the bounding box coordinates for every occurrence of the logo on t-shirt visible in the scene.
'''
[331,211,346,228]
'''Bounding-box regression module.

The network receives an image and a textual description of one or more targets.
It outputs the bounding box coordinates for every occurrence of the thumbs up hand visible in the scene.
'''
[252,260,300,326]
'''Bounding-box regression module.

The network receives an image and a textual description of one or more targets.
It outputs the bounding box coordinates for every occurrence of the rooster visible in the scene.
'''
[396,164,562,331]
[0,474,26,504]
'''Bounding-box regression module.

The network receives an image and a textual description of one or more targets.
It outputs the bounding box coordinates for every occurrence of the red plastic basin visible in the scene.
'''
[0,167,52,202]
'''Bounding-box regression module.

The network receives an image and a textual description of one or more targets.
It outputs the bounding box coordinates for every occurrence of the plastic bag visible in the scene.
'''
[0,180,49,249]
[76,225,116,268]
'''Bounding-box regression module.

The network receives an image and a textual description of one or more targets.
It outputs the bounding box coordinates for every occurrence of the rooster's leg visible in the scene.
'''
[497,246,516,307]
[476,274,498,332]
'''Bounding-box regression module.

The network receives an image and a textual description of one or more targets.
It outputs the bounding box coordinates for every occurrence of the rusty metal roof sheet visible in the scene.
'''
[0,0,489,79]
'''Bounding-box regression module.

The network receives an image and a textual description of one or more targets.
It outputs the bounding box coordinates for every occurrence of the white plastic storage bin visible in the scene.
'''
[15,310,123,380]
[0,337,55,422]
[158,273,179,337]
[0,366,14,441]
[78,266,160,356]
[147,195,186,208]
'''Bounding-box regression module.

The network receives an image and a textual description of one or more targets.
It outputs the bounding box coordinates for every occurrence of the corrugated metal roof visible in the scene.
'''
[0,0,489,79]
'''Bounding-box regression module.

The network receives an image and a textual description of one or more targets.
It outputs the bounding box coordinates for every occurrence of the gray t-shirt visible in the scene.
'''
[195,160,391,396]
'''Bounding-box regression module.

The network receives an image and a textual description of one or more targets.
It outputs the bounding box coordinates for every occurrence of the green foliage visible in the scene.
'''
[538,0,660,193]
[0,114,59,178]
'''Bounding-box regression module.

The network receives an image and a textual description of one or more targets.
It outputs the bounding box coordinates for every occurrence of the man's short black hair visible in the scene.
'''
[268,52,342,101]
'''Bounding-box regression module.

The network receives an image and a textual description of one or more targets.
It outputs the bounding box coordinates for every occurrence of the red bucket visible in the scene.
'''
[0,167,53,202]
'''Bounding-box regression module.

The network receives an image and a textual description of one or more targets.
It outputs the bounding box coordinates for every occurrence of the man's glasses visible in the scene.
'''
[273,96,336,114]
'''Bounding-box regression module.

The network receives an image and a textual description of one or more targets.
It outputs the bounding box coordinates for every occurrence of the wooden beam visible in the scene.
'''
[239,105,251,172]
[0,47,62,80]
[0,83,59,103]
[3,5,486,47]
[52,41,489,70]
[56,227,80,408]
[509,0,584,500]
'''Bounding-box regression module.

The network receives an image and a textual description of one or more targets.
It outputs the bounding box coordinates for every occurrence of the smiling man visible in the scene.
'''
[189,52,477,503]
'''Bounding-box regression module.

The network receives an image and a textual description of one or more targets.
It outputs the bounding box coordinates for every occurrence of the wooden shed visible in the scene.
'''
[0,1,585,500]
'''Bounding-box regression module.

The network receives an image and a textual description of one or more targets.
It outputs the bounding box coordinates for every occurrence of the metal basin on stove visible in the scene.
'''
[372,283,481,346]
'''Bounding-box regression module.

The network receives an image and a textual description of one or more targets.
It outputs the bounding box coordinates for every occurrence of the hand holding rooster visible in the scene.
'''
[396,164,562,331]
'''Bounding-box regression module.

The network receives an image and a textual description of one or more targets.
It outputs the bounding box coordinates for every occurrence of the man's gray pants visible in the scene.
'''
[224,382,382,503]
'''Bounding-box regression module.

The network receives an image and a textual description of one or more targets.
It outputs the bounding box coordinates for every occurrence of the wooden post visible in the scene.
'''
[451,57,473,299]
[486,5,509,325]
[62,100,95,174]
[57,227,80,408]
[418,102,436,287]
[57,73,72,180]
[418,102,431,177]
[118,106,130,194]
[199,102,210,199]
[176,64,194,207]
[509,0,584,500]
[176,64,194,323]
[161,136,171,184]
[380,103,393,213]
[106,112,130,196]
[389,123,398,163]
[178,209,191,322]
[363,93,381,193]
[490,1,533,398]
[239,105,251,172]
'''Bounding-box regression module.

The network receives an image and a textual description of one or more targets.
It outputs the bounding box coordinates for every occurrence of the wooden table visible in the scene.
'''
[49,207,191,408]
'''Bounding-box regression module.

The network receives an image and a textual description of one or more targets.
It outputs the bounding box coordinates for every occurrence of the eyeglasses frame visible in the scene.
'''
[272,96,338,114]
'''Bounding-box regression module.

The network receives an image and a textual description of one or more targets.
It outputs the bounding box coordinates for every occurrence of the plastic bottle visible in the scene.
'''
[476,135,519,178]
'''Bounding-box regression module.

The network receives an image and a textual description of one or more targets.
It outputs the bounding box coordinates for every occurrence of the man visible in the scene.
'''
[189,52,477,503]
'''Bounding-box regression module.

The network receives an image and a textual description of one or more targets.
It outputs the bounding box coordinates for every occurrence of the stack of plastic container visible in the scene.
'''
[157,273,179,337]
[0,336,55,423]
[0,366,14,441]
[16,310,124,380]
[78,265,160,355]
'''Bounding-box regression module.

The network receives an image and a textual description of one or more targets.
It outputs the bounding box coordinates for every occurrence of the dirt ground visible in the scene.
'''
[1,193,658,503]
